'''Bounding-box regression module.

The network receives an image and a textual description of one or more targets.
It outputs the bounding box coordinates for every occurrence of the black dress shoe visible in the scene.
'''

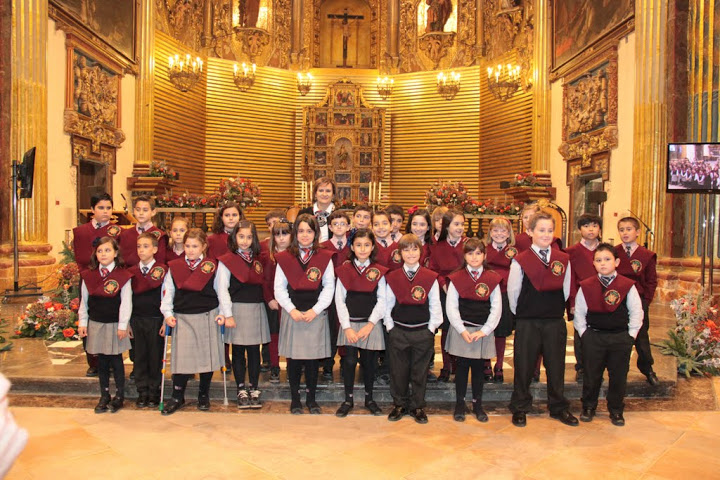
[365,400,382,416]
[94,396,111,414]
[109,396,124,413]
[86,366,99,377]
[290,400,303,415]
[437,370,451,383]
[322,370,333,382]
[427,371,438,383]
[453,403,466,422]
[580,407,595,422]
[411,408,428,424]
[335,402,353,417]
[512,412,526,427]
[550,409,579,426]
[147,395,160,408]
[162,397,185,415]
[260,362,271,373]
[197,394,211,411]
[575,368,585,383]
[135,393,149,408]
[388,406,407,421]
[645,371,660,386]
[307,401,321,414]
[493,370,504,383]
[473,405,488,423]
[610,412,625,426]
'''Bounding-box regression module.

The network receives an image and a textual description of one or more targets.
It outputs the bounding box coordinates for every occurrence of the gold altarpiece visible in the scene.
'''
[302,80,385,202]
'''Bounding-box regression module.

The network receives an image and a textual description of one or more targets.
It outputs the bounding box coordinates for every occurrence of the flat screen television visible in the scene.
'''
[667,143,720,193]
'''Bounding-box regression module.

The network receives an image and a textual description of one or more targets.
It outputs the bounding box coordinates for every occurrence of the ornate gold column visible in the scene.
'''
[530,0,551,171]
[388,0,399,67]
[131,0,155,177]
[290,0,303,65]
[0,0,56,290]
[631,0,667,254]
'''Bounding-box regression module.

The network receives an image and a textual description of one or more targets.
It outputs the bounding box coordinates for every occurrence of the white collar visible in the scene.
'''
[531,244,551,260]
[313,203,334,215]
[136,223,153,233]
[139,259,156,270]
[354,259,370,268]
[186,254,204,263]
[580,239,599,250]
[403,264,419,273]
[99,261,116,272]
[466,265,484,276]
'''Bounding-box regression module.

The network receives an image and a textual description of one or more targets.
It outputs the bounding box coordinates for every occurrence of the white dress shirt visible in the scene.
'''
[313,202,335,242]
[78,261,133,330]
[507,245,572,314]
[446,267,502,336]
[383,264,443,333]
[334,259,387,329]
[573,274,644,338]
[273,257,335,315]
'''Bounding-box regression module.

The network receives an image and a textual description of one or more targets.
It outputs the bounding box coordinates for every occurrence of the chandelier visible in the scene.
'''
[487,64,521,102]
[168,54,203,92]
[233,63,256,92]
[297,72,313,96]
[376,76,394,100]
[436,71,461,100]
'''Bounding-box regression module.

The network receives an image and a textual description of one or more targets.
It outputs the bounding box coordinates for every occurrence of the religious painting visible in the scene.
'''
[337,186,352,199]
[315,132,327,146]
[315,151,327,165]
[359,171,372,183]
[315,169,327,179]
[334,138,353,169]
[359,186,369,201]
[335,173,352,183]
[231,0,271,30]
[417,0,457,34]
[360,132,372,146]
[361,114,373,128]
[334,113,356,126]
[50,0,137,67]
[552,0,634,75]
[335,90,356,107]
[315,112,327,126]
[359,152,372,166]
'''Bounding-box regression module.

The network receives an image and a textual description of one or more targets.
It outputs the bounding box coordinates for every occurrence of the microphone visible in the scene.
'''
[627,209,654,248]
[120,194,128,214]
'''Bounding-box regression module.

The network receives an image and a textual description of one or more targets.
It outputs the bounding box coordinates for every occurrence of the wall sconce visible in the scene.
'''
[233,63,256,92]
[487,64,521,102]
[437,71,460,100]
[377,76,394,100]
[297,72,313,96]
[168,54,203,92]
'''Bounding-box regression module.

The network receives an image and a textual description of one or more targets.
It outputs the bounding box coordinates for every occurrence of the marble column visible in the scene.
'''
[631,0,668,254]
[0,0,56,290]
[531,0,551,172]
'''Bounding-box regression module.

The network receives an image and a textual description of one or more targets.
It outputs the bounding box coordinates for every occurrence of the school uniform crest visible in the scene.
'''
[391,249,402,264]
[475,282,489,298]
[365,267,381,282]
[106,225,121,237]
[149,266,165,280]
[604,289,621,305]
[200,261,216,274]
[505,247,518,259]
[150,230,162,239]
[306,266,322,282]
[630,259,643,273]
[253,260,264,274]
[411,285,427,302]
[103,279,119,294]
[550,260,565,276]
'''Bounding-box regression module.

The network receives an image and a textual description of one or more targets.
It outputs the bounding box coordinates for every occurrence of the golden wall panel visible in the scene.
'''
[153,30,206,194]
[205,60,297,224]
[389,66,480,208]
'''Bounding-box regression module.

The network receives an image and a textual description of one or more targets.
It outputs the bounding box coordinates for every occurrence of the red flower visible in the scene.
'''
[62,328,75,338]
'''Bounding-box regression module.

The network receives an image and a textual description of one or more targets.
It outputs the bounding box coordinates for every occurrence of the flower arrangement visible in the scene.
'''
[336,197,363,210]
[512,172,543,187]
[217,176,262,210]
[148,160,179,180]
[472,200,524,216]
[425,179,476,209]
[658,294,720,377]
[155,191,221,209]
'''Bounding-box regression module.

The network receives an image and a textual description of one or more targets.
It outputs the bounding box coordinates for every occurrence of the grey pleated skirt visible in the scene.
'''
[336,320,385,350]
[86,319,131,355]
[445,324,496,359]
[224,302,270,346]
[170,309,223,374]
[279,309,331,360]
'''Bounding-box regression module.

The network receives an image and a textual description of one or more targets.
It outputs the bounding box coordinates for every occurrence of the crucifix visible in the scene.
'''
[327,8,364,68]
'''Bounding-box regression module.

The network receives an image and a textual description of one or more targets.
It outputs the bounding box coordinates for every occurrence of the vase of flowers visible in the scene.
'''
[424,179,476,210]
[505,172,556,202]
[217,176,262,211]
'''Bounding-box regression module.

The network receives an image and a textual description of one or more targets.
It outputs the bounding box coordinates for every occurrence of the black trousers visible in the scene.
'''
[581,329,634,414]
[387,326,435,409]
[323,301,340,372]
[574,328,584,371]
[98,354,125,398]
[509,318,570,415]
[130,316,164,394]
[635,301,654,374]
[455,356,485,404]
[288,359,319,403]
[232,344,260,389]
[342,346,378,402]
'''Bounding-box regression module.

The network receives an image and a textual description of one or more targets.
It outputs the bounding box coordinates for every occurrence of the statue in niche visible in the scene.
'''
[425,0,453,33]
[336,144,350,169]
[239,0,260,28]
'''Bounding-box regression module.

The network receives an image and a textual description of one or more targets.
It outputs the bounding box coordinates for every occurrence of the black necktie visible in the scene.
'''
[449,239,458,247]
[406,269,417,281]
[139,227,145,233]
[141,266,149,275]
[601,275,613,287]
[626,245,632,257]
[337,240,343,250]
[496,244,503,252]
[539,249,549,263]
[95,222,103,230]
[381,239,387,247]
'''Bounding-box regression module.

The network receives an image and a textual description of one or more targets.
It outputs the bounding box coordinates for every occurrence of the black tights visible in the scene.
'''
[98,354,125,398]
[231,344,260,390]
[454,357,485,405]
[171,372,213,400]
[287,359,319,404]
[342,347,378,403]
